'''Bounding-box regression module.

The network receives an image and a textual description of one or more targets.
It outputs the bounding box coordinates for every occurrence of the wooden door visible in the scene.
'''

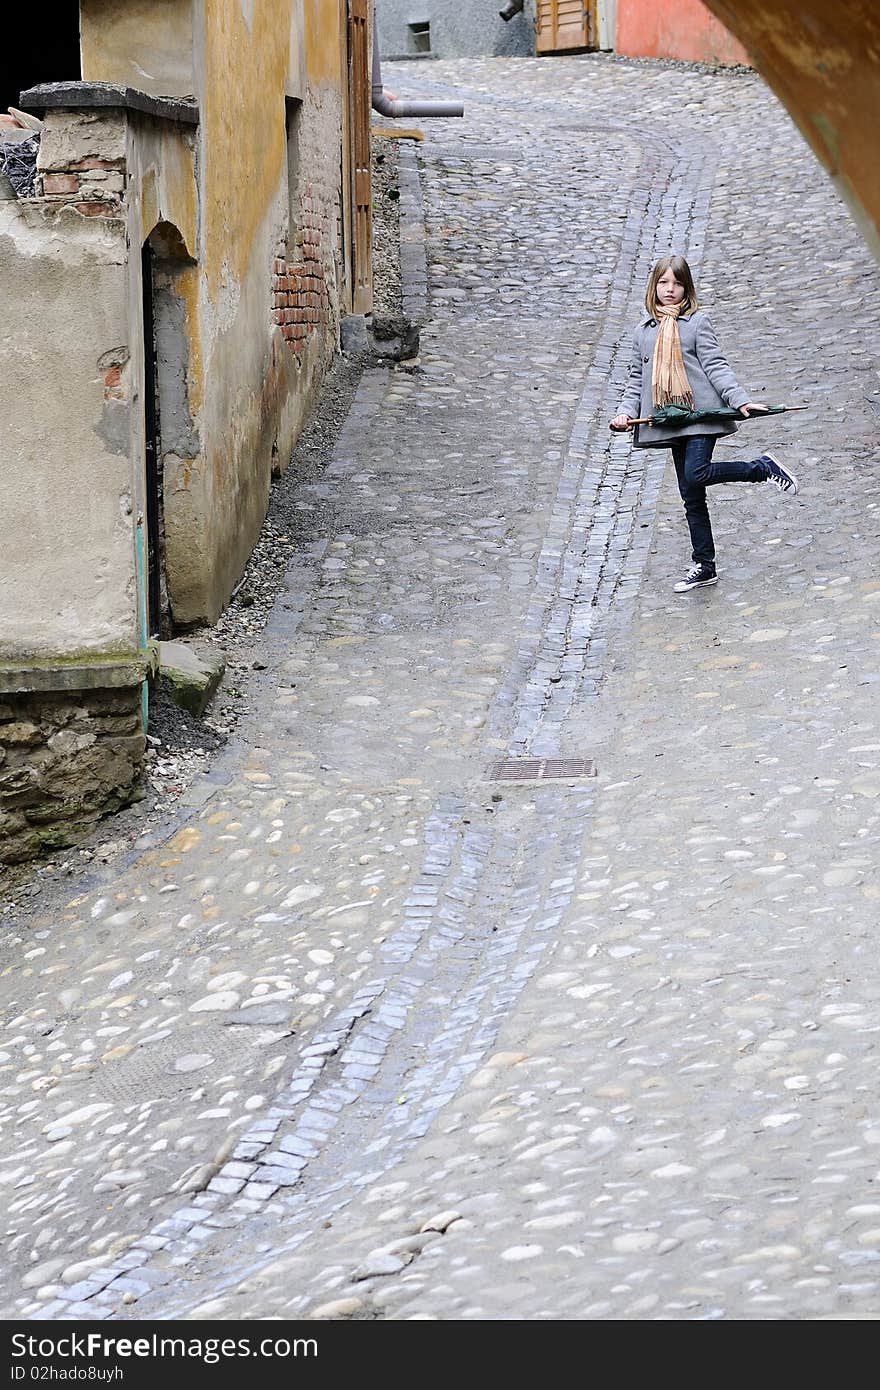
[348,0,372,313]
[536,0,596,53]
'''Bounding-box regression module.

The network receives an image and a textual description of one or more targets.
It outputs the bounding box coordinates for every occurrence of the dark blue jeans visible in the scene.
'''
[671,435,771,568]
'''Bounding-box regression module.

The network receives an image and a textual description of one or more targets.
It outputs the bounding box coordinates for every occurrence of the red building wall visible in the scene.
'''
[616,0,750,67]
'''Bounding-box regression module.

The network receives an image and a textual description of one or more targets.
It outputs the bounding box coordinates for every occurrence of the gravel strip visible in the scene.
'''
[370,134,403,317]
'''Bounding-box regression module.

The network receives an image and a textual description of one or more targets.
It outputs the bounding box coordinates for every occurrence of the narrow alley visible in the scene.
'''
[3,54,880,1321]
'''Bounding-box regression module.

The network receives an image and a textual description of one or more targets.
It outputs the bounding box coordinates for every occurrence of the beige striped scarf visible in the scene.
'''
[652,304,695,409]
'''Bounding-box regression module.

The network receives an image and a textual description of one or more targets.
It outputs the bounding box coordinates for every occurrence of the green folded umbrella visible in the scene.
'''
[627,403,806,427]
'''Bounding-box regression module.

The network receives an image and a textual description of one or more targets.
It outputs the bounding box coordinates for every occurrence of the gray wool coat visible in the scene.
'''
[617,309,751,448]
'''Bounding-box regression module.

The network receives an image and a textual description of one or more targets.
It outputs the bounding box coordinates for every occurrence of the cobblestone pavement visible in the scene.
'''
[3,55,880,1321]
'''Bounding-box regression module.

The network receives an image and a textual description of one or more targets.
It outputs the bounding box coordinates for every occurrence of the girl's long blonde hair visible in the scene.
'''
[645,255,700,318]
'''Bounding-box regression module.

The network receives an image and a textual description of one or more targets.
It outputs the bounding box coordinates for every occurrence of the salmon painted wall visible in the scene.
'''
[616,0,750,66]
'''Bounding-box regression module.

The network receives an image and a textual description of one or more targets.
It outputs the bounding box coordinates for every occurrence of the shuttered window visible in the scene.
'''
[536,0,596,54]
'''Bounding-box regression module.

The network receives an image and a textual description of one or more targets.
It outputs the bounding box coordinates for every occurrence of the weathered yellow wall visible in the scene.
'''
[705,1,880,261]
[305,0,345,85]
[80,0,195,97]
[125,0,347,624]
[201,0,293,300]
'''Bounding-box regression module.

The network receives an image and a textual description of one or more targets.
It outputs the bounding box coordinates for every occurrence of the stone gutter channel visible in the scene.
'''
[20,75,717,1320]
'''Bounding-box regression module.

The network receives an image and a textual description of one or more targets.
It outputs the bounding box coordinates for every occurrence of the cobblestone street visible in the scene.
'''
[3,54,880,1321]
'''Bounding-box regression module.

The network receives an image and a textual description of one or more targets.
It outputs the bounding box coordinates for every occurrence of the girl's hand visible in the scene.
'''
[740,402,769,416]
[609,415,633,431]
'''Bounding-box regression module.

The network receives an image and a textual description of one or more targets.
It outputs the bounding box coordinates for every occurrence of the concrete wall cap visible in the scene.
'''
[19,82,199,126]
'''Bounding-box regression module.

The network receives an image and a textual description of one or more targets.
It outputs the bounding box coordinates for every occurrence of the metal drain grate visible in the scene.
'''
[84,1024,278,1105]
[486,757,597,783]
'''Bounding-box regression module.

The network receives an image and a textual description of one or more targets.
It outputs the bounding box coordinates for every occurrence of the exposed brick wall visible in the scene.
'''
[272,180,333,357]
[36,156,126,218]
[273,82,345,361]
[0,688,144,864]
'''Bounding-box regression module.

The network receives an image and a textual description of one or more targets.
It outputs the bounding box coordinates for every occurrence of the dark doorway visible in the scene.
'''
[1,15,81,113]
[141,242,169,639]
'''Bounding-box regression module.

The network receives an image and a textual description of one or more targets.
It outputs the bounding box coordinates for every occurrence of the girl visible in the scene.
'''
[610,255,797,592]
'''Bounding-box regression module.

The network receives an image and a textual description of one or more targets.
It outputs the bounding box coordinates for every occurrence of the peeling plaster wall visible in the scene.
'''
[4,1,350,646]
[80,0,196,98]
[272,3,348,460]
[0,102,200,663]
[0,197,137,662]
[273,76,346,463]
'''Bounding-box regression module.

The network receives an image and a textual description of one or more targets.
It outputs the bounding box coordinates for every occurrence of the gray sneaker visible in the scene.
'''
[761,451,799,494]
[673,563,718,593]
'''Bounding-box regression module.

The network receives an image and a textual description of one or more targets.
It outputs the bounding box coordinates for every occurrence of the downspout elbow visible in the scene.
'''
[371,90,464,118]
[371,83,395,118]
[371,22,464,119]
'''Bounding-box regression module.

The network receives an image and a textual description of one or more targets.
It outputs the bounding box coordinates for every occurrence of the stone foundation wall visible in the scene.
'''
[0,688,145,864]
